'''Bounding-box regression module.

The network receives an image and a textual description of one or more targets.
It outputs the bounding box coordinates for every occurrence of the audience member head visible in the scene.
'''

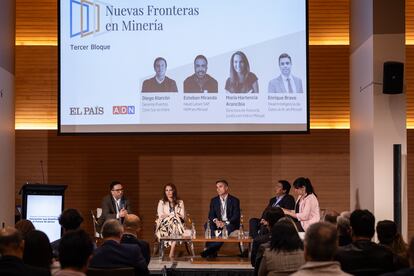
[23,230,52,269]
[59,208,84,231]
[377,220,408,256]
[409,236,414,267]
[263,207,285,228]
[270,220,303,252]
[350,209,375,239]
[337,213,352,246]
[0,227,24,258]
[293,177,317,197]
[123,214,142,237]
[340,211,351,220]
[59,229,94,272]
[162,183,179,205]
[101,219,123,241]
[304,221,337,262]
[277,216,300,232]
[377,220,397,245]
[324,210,339,225]
[15,219,35,239]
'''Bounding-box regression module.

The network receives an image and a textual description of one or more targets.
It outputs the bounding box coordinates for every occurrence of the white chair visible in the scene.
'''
[91,208,103,243]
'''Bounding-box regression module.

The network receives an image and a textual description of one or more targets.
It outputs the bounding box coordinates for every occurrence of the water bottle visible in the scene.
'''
[191,223,196,239]
[205,220,212,239]
[238,223,245,239]
[222,224,228,239]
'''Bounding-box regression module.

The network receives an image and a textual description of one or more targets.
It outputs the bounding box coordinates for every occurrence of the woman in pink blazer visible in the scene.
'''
[282,177,320,232]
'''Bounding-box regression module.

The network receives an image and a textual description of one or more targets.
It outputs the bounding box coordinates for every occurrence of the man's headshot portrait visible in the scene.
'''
[141,57,178,93]
[268,53,303,93]
[184,55,218,93]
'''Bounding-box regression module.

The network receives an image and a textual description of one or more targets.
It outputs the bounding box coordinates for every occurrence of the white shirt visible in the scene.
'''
[220,195,228,222]
[114,197,121,219]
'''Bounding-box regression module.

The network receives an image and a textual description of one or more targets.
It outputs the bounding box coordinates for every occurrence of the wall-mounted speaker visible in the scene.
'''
[383,61,404,94]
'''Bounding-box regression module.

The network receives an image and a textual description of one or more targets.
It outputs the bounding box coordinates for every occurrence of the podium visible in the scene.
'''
[20,184,67,242]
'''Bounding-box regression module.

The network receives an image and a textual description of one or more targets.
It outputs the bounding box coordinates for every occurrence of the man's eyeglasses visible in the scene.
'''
[112,188,124,192]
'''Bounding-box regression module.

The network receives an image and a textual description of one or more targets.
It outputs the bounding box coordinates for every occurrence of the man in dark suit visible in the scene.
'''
[121,214,150,265]
[98,180,131,228]
[51,208,84,258]
[249,180,295,238]
[201,179,241,258]
[335,209,394,275]
[0,227,50,276]
[89,219,149,275]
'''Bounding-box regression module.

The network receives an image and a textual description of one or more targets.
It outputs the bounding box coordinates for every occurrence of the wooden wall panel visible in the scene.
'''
[309,46,349,127]
[16,0,57,45]
[406,46,414,126]
[15,46,57,128]
[12,0,414,45]
[15,0,351,45]
[14,45,351,128]
[15,130,350,244]
[308,0,349,44]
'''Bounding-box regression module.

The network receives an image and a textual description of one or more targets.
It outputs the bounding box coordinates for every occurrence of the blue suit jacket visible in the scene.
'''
[89,240,149,275]
[208,194,240,229]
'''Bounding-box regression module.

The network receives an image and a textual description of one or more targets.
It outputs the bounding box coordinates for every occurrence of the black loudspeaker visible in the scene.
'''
[383,61,404,94]
[393,144,402,234]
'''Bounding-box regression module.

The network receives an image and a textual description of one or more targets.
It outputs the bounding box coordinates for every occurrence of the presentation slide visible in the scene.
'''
[59,0,308,133]
[26,195,63,242]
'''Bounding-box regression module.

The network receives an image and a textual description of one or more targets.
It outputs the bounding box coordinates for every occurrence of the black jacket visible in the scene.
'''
[89,240,149,276]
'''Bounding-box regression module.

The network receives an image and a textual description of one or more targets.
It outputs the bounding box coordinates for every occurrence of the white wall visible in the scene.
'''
[0,0,15,227]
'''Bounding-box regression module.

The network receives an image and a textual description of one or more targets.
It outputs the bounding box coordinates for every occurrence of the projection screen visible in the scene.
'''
[59,0,308,133]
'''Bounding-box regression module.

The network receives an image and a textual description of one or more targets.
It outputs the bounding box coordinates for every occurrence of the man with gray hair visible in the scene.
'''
[0,226,50,276]
[121,214,150,264]
[292,222,350,275]
[89,219,149,275]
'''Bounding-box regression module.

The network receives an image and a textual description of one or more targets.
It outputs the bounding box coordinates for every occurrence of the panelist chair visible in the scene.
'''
[153,214,193,258]
[91,208,103,244]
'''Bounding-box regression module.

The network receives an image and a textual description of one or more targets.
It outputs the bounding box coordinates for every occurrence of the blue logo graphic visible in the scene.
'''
[70,0,100,38]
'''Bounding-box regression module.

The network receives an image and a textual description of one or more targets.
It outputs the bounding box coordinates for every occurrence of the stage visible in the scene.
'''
[149,256,254,276]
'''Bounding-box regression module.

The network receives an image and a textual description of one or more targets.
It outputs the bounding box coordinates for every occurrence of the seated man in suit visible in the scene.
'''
[121,214,150,265]
[89,219,149,275]
[249,180,295,238]
[0,227,50,276]
[98,180,131,228]
[201,179,241,258]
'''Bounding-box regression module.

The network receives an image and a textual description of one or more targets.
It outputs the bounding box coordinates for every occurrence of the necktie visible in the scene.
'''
[287,78,293,93]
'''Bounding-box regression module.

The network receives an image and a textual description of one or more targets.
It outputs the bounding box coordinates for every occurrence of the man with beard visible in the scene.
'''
[184,55,218,93]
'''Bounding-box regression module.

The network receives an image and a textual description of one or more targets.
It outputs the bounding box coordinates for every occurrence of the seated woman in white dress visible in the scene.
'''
[155,183,185,258]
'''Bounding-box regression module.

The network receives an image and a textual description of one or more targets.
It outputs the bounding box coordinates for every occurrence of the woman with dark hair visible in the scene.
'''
[377,220,409,269]
[225,51,259,93]
[282,177,320,231]
[23,230,53,269]
[155,183,186,258]
[258,220,305,276]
